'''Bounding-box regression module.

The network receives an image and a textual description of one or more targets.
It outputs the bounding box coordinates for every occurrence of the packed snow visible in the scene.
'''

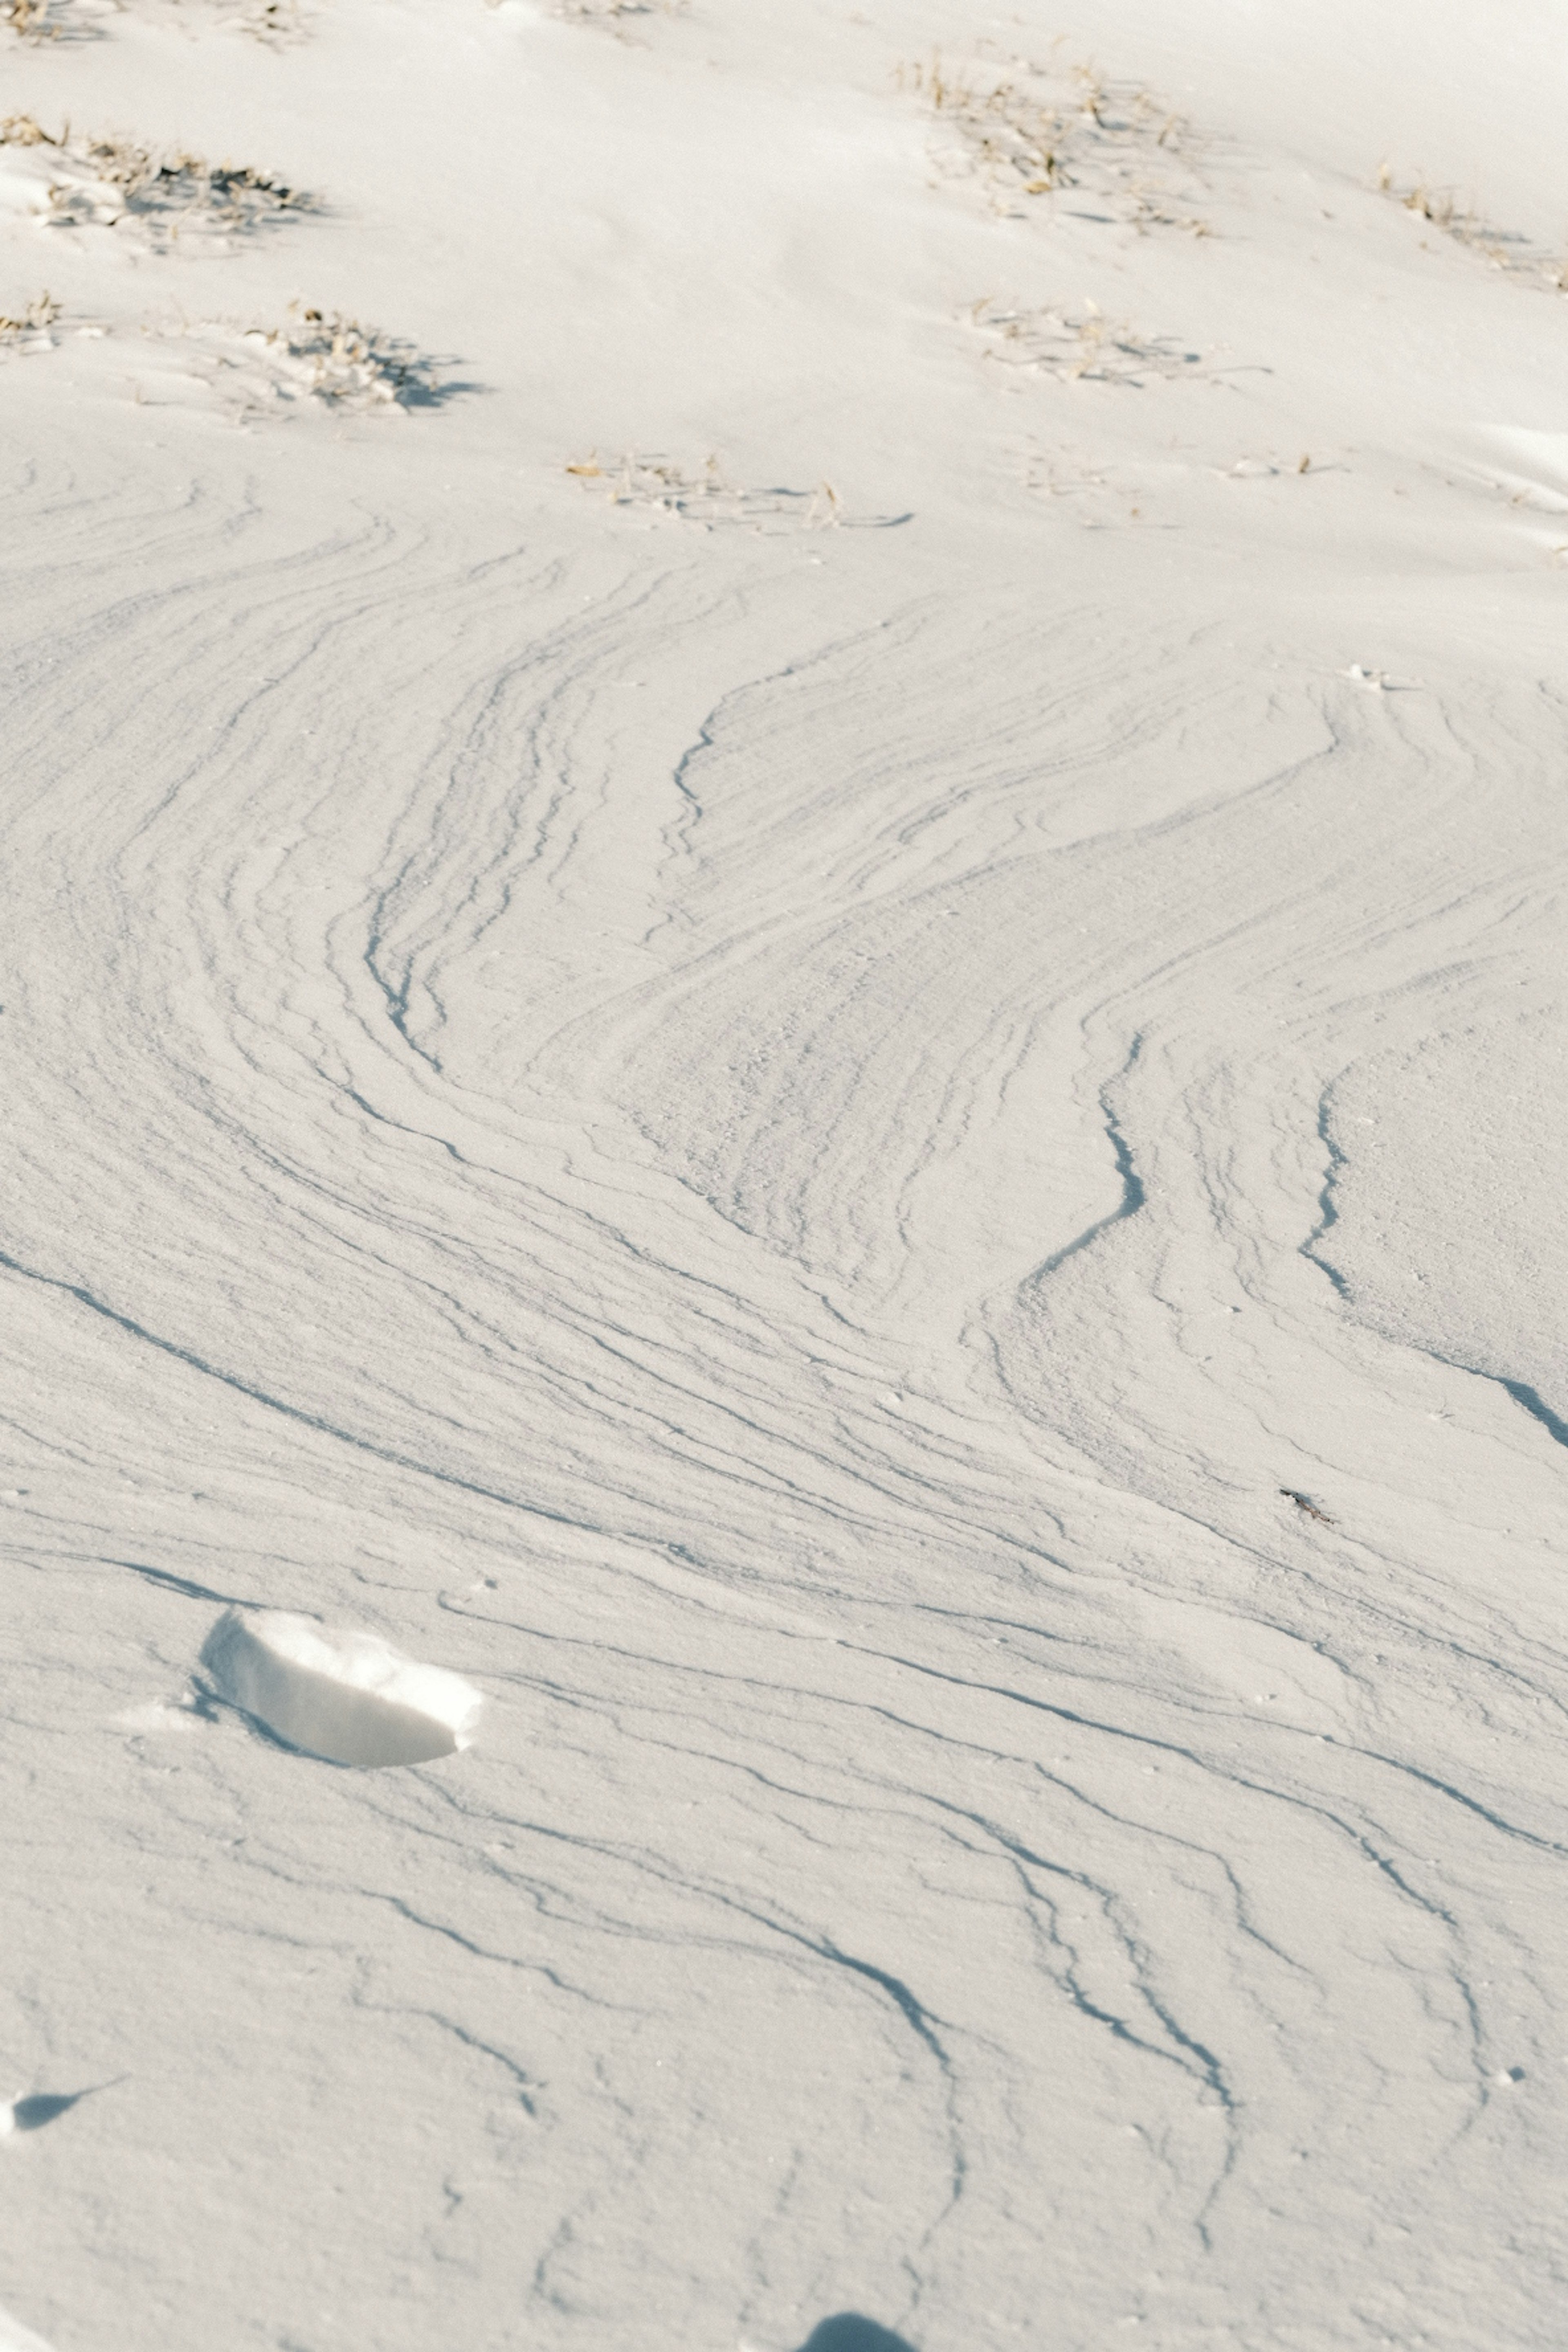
[2,2,1567,2348]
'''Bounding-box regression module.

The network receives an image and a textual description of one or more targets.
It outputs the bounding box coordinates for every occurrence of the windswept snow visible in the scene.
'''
[2,2,1568,2349]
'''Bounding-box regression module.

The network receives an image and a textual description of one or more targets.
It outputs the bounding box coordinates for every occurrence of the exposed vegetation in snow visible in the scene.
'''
[970,295,1207,385]
[0,114,311,248]
[899,46,1210,231]
[1378,161,1568,293]
[0,285,57,335]
[564,450,862,529]
[239,305,449,408]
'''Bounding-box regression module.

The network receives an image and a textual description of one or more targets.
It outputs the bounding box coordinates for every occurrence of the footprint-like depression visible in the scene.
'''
[200,1607,483,1768]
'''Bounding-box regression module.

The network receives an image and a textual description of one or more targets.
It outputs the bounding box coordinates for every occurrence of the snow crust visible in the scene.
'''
[200,1608,483,1766]
[2,1,1568,2348]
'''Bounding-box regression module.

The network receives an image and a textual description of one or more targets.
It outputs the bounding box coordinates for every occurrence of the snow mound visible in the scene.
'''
[199,1608,482,1768]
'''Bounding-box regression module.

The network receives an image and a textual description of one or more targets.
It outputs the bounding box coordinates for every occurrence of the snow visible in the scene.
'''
[1,0,1566,2348]
[199,1608,484,1764]
[0,2305,58,2352]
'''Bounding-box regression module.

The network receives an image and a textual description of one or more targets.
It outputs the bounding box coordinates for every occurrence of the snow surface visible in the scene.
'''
[2,1,1568,2348]
[0,2305,57,2352]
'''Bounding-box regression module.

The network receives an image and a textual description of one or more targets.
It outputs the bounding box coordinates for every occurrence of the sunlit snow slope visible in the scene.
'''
[3,2,1568,2349]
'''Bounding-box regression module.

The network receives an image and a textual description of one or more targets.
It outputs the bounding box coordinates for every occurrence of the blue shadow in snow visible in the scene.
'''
[11,2092,86,2132]
[795,2321,920,2352]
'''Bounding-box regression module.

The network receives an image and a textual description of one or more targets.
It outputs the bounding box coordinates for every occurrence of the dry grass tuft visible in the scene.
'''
[486,0,688,21]
[1378,162,1566,293]
[554,0,688,16]
[0,287,59,335]
[971,295,1205,383]
[565,452,904,531]
[2,0,100,40]
[0,114,311,247]
[243,306,447,407]
[898,45,1209,231]
[58,305,461,423]
[225,0,305,41]
[4,0,62,37]
[10,0,308,36]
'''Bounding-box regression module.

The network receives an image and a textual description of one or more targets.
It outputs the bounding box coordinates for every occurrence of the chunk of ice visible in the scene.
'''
[200,1608,482,1768]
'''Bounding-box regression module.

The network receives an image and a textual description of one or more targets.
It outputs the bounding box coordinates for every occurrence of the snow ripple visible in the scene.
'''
[2,439,1566,2347]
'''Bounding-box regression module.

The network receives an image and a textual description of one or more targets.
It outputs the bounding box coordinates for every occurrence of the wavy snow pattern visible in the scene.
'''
[1,461,1564,2349]
[3,7,1568,2345]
